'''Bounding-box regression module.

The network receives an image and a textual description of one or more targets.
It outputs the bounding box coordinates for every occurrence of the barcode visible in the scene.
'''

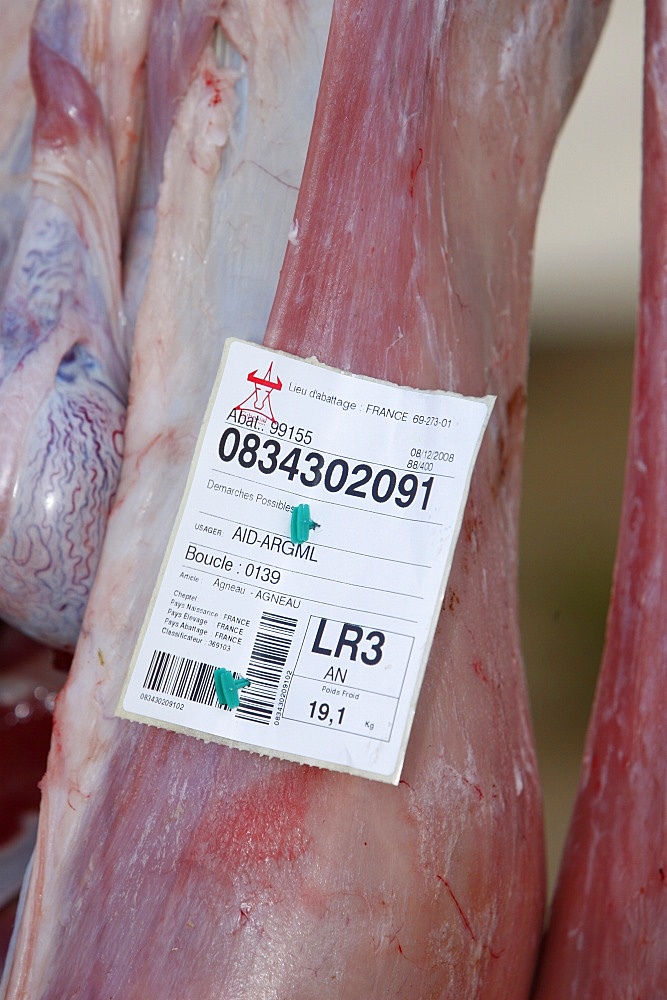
[143,650,226,708]
[141,611,297,723]
[236,612,298,725]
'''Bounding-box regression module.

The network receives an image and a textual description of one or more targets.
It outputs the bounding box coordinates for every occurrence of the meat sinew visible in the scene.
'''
[1,1,608,998]
[532,5,667,997]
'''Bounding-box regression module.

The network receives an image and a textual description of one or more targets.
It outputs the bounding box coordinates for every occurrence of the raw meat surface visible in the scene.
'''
[1,1,608,998]
[532,4,667,995]
[2,0,334,992]
[0,1,152,651]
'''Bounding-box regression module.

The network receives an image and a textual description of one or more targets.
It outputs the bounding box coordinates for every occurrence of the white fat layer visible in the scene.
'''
[207,1,334,345]
[1,4,333,992]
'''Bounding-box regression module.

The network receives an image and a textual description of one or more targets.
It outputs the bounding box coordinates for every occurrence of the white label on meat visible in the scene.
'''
[117,339,494,783]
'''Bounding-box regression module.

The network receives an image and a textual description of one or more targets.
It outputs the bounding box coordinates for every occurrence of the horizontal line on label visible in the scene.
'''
[209,468,445,527]
[223,418,456,479]
[184,566,419,624]
[183,553,423,601]
[291,676,404,700]
[197,511,432,570]
[280,714,393,743]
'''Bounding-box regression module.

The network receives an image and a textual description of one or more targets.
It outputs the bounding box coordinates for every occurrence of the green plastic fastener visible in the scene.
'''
[290,503,319,544]
[213,667,251,709]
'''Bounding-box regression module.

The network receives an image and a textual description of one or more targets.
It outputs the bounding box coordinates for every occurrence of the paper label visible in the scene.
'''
[117,339,494,783]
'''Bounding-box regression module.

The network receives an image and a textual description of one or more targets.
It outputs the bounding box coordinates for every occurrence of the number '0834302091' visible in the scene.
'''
[217,427,434,510]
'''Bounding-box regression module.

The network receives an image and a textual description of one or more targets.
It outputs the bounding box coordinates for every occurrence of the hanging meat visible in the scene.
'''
[1,0,609,997]
[532,3,667,996]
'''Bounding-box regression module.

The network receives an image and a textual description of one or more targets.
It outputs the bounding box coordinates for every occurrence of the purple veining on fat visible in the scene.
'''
[0,121,126,650]
[0,0,306,654]
[0,2,153,650]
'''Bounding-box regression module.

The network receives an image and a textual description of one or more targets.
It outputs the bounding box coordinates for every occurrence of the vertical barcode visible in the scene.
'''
[236,612,298,725]
[143,650,223,708]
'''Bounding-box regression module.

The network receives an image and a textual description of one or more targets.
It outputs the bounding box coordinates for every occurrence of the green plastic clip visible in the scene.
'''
[213,668,251,709]
[290,503,318,544]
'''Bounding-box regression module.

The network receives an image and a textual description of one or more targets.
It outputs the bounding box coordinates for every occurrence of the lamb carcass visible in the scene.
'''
[1,0,608,997]
[532,3,667,995]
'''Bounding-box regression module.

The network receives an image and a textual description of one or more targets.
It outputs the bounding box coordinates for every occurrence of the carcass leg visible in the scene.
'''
[532,5,667,997]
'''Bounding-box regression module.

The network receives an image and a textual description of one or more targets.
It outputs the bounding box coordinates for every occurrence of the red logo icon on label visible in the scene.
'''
[235,362,282,424]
